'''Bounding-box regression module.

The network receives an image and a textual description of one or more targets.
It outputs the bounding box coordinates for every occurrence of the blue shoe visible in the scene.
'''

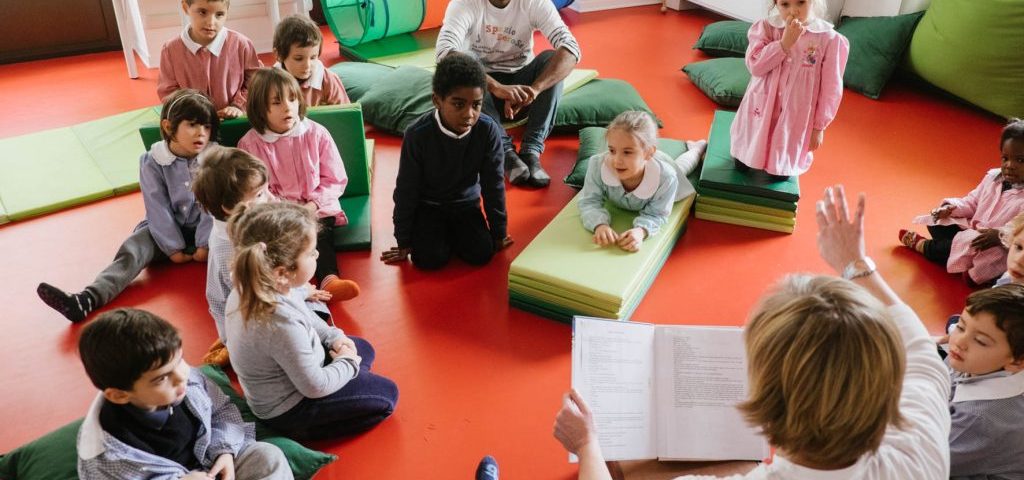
[475,455,499,480]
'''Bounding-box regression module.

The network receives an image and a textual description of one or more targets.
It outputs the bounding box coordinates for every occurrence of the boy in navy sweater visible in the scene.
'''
[381,52,513,269]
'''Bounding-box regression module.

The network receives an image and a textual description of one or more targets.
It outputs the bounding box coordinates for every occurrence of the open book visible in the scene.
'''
[571,316,769,462]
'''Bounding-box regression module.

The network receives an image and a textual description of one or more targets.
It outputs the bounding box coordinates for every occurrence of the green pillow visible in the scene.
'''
[693,20,752,57]
[0,368,335,480]
[836,13,925,99]
[327,61,395,102]
[198,365,336,480]
[554,79,662,131]
[359,65,435,134]
[682,58,751,107]
[564,126,688,188]
[906,0,1024,118]
[0,419,80,479]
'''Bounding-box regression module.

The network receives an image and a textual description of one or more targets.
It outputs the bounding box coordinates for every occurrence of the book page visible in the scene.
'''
[654,326,768,461]
[572,317,657,461]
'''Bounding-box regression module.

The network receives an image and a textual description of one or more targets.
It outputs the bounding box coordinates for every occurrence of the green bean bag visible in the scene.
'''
[906,0,1024,118]
[693,20,751,57]
[682,57,751,108]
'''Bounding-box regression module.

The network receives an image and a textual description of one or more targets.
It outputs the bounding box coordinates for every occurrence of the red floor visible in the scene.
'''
[0,6,1006,479]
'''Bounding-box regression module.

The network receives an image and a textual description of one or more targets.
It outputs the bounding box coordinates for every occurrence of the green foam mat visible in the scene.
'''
[508,193,693,319]
[73,107,160,193]
[699,110,800,202]
[0,128,113,221]
[695,210,795,234]
[332,139,374,251]
[341,28,440,68]
[695,200,796,226]
[697,185,797,211]
[696,194,795,218]
[0,198,8,225]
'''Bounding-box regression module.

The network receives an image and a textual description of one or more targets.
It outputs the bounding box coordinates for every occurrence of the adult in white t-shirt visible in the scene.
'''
[436,0,582,188]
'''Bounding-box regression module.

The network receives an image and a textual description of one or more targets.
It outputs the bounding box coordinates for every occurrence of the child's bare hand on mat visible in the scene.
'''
[170,252,193,264]
[809,129,824,151]
[217,106,243,120]
[931,204,955,220]
[593,225,619,247]
[617,228,646,252]
[495,235,515,251]
[208,453,235,480]
[970,228,1003,250]
[307,288,332,302]
[380,246,412,264]
[554,389,598,455]
[192,247,208,262]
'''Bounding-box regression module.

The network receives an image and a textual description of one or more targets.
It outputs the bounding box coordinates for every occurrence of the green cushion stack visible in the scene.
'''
[139,104,374,251]
[695,110,798,234]
[508,192,695,323]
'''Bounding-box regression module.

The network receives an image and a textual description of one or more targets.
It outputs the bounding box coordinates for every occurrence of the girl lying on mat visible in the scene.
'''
[578,111,705,252]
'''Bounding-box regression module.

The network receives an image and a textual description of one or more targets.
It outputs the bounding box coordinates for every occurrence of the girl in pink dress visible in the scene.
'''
[730,0,849,180]
[238,68,359,303]
[900,120,1024,285]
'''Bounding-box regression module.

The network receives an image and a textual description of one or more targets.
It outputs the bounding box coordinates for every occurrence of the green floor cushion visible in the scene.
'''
[339,28,440,65]
[554,78,662,130]
[698,110,800,202]
[0,419,81,479]
[906,0,1024,118]
[0,128,114,221]
[0,367,335,480]
[564,126,688,188]
[696,194,796,219]
[327,61,396,102]
[697,185,798,211]
[72,107,161,193]
[508,192,694,321]
[682,58,751,108]
[198,365,335,480]
[693,20,752,57]
[359,65,435,135]
[694,207,795,234]
[837,13,925,99]
[695,200,795,227]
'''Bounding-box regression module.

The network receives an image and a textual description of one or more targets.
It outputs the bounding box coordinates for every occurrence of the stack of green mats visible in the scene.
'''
[695,110,798,234]
[509,192,695,323]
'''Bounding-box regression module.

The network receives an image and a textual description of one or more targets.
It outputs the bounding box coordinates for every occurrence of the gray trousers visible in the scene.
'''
[482,49,563,156]
[233,441,294,480]
[85,223,195,305]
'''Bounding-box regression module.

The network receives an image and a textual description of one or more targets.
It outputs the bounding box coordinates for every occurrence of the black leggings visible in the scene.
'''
[923,224,962,265]
[410,203,495,270]
[315,217,340,282]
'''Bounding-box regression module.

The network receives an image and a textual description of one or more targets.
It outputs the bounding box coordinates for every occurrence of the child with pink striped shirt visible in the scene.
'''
[730,0,849,180]
[272,15,350,107]
[900,119,1024,285]
[238,68,359,302]
[157,0,263,119]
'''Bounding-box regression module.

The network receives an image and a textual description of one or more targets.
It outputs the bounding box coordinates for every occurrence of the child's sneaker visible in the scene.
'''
[321,276,360,302]
[202,339,230,366]
[37,283,95,323]
[475,455,499,480]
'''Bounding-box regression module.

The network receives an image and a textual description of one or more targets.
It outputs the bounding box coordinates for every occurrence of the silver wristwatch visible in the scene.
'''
[842,257,876,280]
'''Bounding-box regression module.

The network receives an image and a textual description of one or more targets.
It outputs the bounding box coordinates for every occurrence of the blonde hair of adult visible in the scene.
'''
[740,274,906,468]
[606,111,658,152]
[246,67,307,134]
[229,201,318,322]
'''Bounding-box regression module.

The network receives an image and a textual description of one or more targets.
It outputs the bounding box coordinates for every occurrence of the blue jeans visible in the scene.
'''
[262,337,398,440]
[482,49,563,156]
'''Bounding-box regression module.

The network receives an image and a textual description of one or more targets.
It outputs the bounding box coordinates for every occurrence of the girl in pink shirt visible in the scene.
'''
[272,15,350,107]
[730,0,849,179]
[900,120,1024,285]
[238,68,359,302]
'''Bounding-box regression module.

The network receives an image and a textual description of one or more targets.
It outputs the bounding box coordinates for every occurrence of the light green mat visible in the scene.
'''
[508,193,694,321]
[340,28,440,68]
[0,198,8,225]
[697,185,797,211]
[0,106,159,222]
[696,194,795,219]
[695,200,795,226]
[695,210,794,234]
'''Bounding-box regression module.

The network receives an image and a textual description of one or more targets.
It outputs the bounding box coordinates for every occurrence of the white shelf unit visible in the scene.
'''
[110,0,313,78]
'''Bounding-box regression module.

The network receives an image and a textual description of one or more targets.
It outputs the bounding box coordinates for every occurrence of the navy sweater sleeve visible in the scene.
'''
[478,116,507,242]
[392,125,422,249]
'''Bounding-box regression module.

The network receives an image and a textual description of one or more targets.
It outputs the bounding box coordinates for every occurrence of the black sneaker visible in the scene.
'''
[504,150,530,186]
[519,152,550,188]
[37,283,95,323]
[475,455,499,480]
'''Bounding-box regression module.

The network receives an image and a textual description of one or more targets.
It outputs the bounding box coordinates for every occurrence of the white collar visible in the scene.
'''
[274,59,326,90]
[766,13,833,33]
[149,140,217,166]
[78,393,107,459]
[600,153,662,200]
[434,110,471,139]
[180,26,228,56]
[257,118,311,143]
[954,369,1024,403]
